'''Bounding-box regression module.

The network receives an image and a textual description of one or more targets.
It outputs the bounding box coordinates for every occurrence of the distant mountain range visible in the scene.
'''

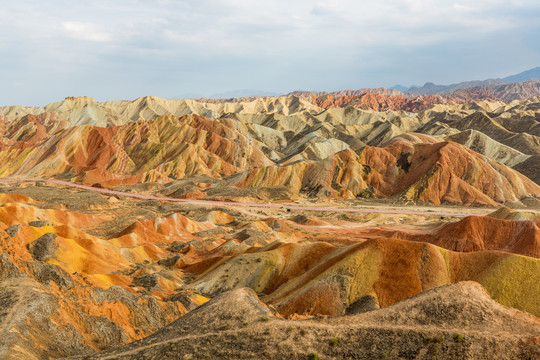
[389,84,409,92]
[208,89,280,99]
[172,67,540,101]
[287,88,402,97]
[502,67,540,83]
[173,89,280,100]
[395,67,540,95]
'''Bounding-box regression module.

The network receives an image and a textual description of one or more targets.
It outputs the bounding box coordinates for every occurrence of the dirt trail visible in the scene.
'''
[0,177,486,217]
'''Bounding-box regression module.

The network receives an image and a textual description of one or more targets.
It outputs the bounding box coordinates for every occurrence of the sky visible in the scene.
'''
[1,0,539,106]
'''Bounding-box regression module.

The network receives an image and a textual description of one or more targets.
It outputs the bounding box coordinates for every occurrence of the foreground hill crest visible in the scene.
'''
[67,282,540,359]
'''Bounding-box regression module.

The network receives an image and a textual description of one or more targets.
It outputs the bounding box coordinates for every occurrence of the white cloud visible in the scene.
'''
[61,21,113,42]
[0,0,538,105]
[312,0,343,16]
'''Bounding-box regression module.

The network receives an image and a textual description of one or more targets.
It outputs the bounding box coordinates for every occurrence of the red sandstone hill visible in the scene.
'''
[3,122,537,206]
[292,82,540,112]
[0,114,273,186]
[391,215,540,258]
[231,139,540,205]
[309,93,460,112]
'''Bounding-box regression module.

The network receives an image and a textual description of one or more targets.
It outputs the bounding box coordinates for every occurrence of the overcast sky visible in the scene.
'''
[1,0,539,106]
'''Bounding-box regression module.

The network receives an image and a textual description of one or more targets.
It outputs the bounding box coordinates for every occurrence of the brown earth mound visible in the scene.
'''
[67,283,540,360]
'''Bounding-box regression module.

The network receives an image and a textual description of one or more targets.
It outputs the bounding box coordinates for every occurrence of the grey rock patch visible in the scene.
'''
[0,254,25,280]
[5,224,21,238]
[233,228,267,243]
[27,233,57,261]
[346,295,380,315]
[267,220,281,231]
[166,292,203,312]
[79,315,128,350]
[26,262,74,290]
[192,227,228,238]
[0,279,92,359]
[133,274,158,290]
[158,256,181,268]
[28,220,52,227]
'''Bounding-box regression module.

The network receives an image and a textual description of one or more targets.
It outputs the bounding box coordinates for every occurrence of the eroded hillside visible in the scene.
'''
[0,94,539,359]
[1,95,540,205]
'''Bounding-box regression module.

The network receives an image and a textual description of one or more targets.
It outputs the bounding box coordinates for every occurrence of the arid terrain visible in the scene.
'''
[0,88,539,359]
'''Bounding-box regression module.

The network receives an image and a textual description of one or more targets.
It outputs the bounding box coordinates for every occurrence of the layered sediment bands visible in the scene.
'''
[0,91,539,359]
[0,180,539,358]
[309,93,457,112]
[0,277,184,360]
[513,155,540,184]
[0,114,273,186]
[375,140,539,205]
[395,215,540,258]
[445,129,531,167]
[0,95,324,127]
[232,140,540,205]
[420,100,540,156]
[0,241,186,359]
[2,95,539,193]
[0,193,226,358]
[186,238,540,318]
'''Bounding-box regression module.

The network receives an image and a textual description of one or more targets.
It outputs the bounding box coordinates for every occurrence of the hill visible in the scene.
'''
[66,283,540,359]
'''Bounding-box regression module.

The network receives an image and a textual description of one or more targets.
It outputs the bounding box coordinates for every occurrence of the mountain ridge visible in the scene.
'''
[405,66,540,95]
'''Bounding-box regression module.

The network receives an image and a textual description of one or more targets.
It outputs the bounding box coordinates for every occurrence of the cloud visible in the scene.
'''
[0,0,539,105]
[61,21,113,42]
[311,1,343,16]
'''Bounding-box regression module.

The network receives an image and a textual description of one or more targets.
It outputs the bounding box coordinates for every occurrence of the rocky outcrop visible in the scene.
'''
[27,233,58,261]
